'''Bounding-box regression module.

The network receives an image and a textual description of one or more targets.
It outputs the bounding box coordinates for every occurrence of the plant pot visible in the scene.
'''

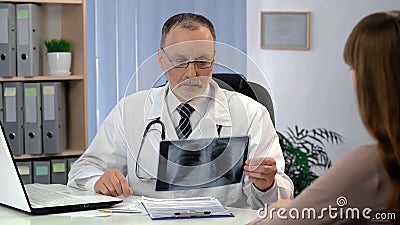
[47,52,71,76]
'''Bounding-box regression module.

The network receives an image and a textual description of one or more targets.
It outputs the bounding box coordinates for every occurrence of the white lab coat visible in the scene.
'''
[68,81,293,209]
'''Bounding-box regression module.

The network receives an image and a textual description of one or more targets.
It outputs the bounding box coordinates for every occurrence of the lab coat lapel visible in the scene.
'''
[146,85,178,140]
[209,80,232,127]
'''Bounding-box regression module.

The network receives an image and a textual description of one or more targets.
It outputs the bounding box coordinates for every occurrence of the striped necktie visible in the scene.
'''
[176,103,195,139]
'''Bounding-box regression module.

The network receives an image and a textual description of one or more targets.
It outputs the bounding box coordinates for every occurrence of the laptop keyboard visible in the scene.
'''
[25,185,87,206]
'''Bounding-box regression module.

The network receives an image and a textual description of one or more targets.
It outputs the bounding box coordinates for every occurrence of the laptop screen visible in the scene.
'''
[0,123,32,212]
[0,123,122,215]
[156,135,249,191]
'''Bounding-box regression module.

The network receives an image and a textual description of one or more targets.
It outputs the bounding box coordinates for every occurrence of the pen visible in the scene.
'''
[174,211,211,218]
[98,208,142,214]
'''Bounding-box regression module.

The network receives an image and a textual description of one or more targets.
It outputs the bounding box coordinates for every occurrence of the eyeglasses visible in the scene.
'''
[161,48,214,69]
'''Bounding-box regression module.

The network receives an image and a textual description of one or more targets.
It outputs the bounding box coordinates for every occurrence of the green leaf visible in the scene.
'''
[43,39,71,52]
[279,126,343,197]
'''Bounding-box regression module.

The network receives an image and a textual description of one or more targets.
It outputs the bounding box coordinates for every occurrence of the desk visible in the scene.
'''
[0,204,256,225]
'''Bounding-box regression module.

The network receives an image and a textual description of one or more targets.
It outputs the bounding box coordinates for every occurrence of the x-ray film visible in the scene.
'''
[156,136,249,191]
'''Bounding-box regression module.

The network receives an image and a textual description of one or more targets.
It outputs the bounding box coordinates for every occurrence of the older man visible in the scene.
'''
[68,12,293,209]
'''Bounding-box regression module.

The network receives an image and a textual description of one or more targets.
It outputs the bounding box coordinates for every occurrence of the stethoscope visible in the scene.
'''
[135,117,223,181]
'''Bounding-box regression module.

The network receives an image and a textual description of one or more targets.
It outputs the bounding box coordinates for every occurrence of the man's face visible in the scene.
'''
[158,25,215,101]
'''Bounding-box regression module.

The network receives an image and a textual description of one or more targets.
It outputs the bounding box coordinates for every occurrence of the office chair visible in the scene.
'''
[212,73,275,126]
[247,81,275,126]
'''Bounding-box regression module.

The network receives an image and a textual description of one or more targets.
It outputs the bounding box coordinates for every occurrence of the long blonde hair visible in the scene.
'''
[344,11,400,217]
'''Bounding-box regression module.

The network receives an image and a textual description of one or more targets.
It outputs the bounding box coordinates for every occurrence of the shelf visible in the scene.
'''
[0,75,84,82]
[1,0,88,162]
[14,149,84,160]
[4,0,82,4]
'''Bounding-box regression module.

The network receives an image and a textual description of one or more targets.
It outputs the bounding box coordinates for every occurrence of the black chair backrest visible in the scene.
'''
[248,81,275,126]
[212,73,275,126]
[212,73,257,101]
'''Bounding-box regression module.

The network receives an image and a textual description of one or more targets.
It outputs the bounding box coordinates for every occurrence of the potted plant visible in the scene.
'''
[278,126,344,196]
[43,39,72,75]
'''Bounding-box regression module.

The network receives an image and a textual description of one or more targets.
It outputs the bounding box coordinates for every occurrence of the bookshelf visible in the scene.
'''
[0,0,87,160]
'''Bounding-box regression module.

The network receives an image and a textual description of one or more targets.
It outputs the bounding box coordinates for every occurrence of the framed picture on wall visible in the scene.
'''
[261,11,311,50]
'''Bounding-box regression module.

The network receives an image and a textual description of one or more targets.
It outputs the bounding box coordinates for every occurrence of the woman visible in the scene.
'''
[248,11,400,225]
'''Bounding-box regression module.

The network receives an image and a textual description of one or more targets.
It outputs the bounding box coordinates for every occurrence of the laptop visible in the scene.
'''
[156,135,249,191]
[0,123,122,215]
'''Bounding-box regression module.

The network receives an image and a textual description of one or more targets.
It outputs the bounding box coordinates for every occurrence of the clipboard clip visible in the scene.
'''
[174,211,211,218]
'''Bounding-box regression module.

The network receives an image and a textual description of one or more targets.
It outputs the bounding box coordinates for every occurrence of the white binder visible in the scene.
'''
[16,4,42,77]
[0,3,17,77]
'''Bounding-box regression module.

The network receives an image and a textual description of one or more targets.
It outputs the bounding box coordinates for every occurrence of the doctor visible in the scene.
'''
[68,13,293,209]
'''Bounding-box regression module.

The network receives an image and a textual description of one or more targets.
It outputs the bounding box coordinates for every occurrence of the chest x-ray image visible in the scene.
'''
[156,136,249,191]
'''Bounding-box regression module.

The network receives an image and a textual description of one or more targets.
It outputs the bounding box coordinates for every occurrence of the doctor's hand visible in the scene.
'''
[94,169,133,197]
[244,157,277,192]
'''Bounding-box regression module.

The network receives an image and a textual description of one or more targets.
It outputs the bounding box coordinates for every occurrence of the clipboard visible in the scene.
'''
[141,196,234,220]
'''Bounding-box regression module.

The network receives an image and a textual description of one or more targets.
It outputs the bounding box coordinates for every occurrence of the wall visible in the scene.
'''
[247,0,400,161]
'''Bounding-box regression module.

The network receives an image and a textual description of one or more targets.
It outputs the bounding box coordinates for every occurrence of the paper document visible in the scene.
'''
[55,200,146,217]
[101,200,146,215]
[141,196,233,220]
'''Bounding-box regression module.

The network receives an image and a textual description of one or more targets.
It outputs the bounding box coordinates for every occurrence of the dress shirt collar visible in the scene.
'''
[165,85,210,118]
[147,80,232,127]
